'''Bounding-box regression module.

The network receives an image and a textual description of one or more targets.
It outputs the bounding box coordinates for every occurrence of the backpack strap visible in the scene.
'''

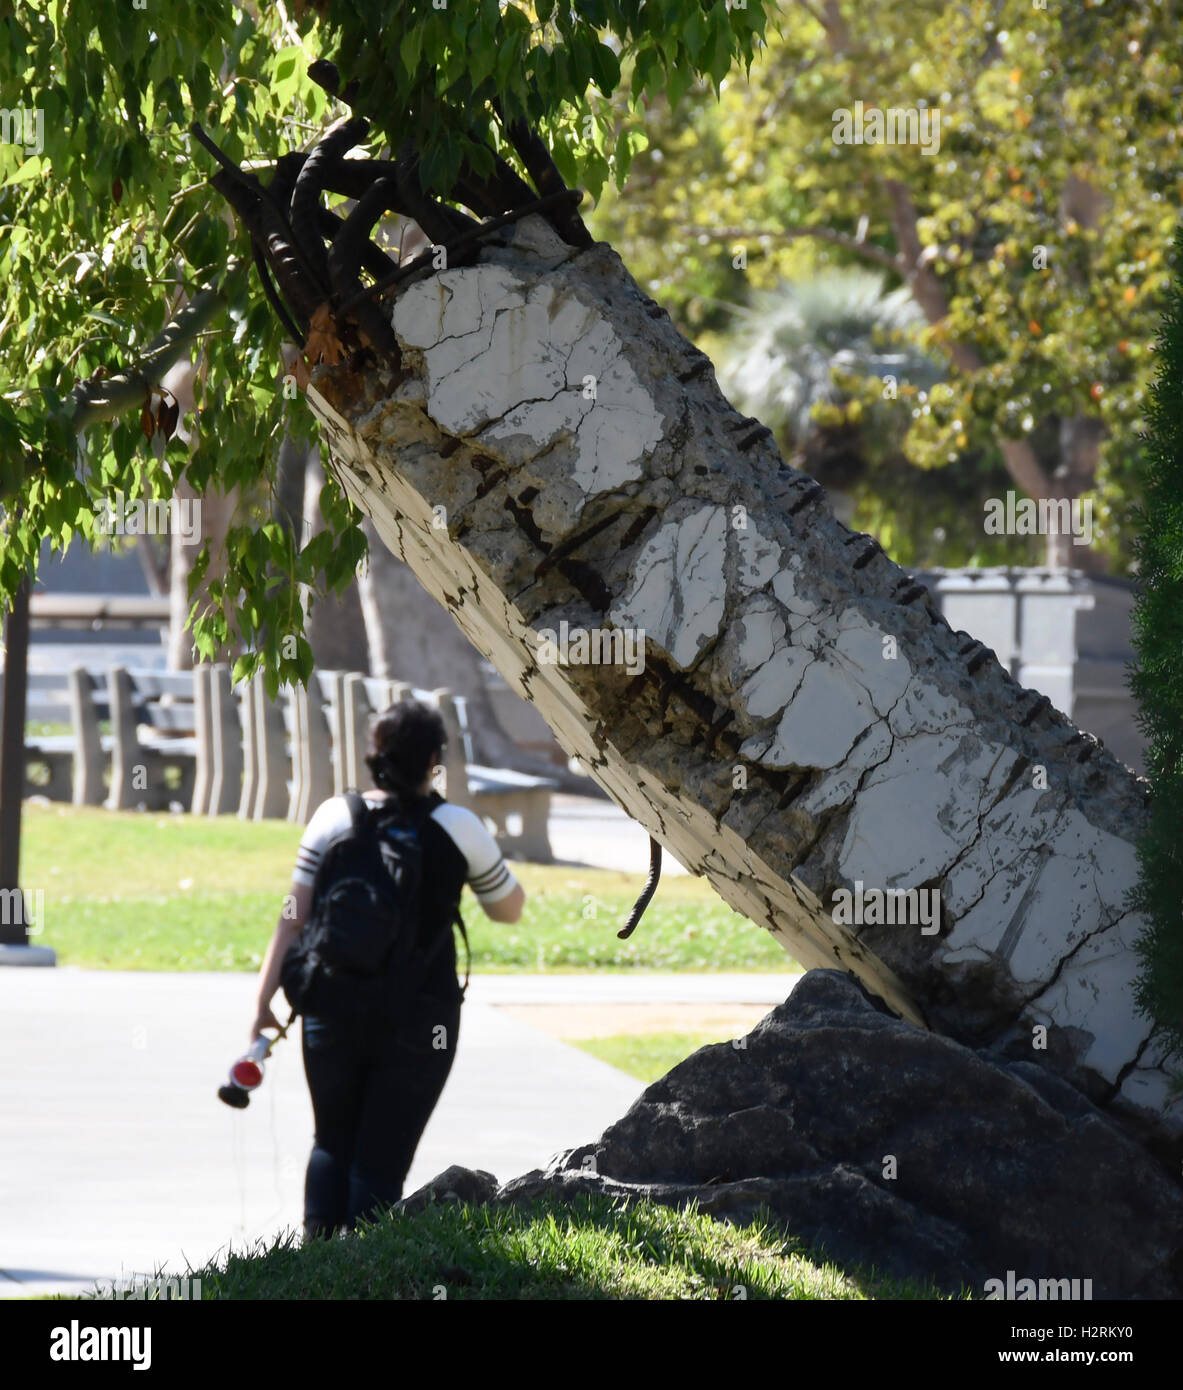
[419,793,470,1000]
[305,790,369,917]
[378,791,471,1002]
[341,788,369,831]
[452,906,471,1000]
[421,793,470,999]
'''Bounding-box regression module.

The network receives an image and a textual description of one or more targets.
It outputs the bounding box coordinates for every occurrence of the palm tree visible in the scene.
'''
[718,270,940,445]
[715,270,1020,567]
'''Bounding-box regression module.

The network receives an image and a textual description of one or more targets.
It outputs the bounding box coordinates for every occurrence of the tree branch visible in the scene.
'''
[69,277,233,433]
[794,0,829,31]
[822,0,854,50]
[133,535,169,597]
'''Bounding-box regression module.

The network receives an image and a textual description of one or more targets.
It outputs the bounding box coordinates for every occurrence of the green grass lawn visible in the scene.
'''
[575,1031,739,1082]
[167,1194,947,1300]
[19,803,795,973]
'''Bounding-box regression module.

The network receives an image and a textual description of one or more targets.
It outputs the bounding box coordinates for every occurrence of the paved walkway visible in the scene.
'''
[546,793,691,875]
[0,968,798,1299]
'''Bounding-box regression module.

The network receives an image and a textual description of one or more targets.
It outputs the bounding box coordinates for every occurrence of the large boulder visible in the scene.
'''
[407,972,1183,1297]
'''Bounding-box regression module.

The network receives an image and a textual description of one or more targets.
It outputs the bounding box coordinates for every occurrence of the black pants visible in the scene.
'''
[301,985,461,1236]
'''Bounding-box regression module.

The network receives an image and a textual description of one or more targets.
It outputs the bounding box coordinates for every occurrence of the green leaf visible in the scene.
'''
[589,42,621,95]
[469,39,495,90]
[683,7,706,61]
[4,155,42,184]
[614,126,637,185]
[707,9,734,86]
[664,58,695,109]
[273,48,299,83]
[402,22,424,77]
[630,46,659,99]
[496,29,524,88]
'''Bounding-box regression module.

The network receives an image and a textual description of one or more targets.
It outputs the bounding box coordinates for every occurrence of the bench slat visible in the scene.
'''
[141,706,197,732]
[138,735,200,756]
[466,765,558,792]
[122,671,196,698]
[27,671,104,691]
[26,734,117,755]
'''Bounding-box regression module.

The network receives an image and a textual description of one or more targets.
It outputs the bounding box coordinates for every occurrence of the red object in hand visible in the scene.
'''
[231,1058,264,1090]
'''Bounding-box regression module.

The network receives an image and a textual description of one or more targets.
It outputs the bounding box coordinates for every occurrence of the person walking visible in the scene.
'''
[250,698,525,1239]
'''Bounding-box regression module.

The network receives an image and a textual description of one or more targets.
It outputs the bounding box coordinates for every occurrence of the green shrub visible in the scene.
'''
[1129,225,1183,1061]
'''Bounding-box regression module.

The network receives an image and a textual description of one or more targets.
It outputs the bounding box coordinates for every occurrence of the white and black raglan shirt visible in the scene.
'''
[292,791,519,997]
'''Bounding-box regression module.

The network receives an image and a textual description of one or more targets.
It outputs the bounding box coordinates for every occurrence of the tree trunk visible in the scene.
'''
[306,217,1176,1149]
[357,516,581,780]
[166,478,239,670]
[161,358,238,670]
[292,436,577,778]
[133,536,168,597]
[1049,416,1108,572]
[273,433,309,540]
[301,448,371,672]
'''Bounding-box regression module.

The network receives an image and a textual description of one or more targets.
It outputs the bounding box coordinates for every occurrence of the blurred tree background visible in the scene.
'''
[591,0,1182,574]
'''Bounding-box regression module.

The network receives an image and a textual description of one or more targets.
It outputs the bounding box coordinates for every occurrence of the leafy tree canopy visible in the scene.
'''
[0,0,769,692]
[593,0,1183,570]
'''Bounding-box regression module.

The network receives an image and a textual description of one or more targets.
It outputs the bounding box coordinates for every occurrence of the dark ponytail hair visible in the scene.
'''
[365,700,447,802]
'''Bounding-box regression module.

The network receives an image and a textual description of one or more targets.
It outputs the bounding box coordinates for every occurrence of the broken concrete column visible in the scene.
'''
[306,216,1178,1147]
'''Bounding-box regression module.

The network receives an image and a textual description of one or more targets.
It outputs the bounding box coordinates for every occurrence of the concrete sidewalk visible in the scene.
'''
[546,793,691,875]
[0,969,798,1299]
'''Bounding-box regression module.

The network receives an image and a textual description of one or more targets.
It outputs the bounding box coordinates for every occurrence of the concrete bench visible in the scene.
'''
[102,663,243,817]
[191,664,244,817]
[463,763,556,863]
[237,668,382,825]
[16,656,555,860]
[18,668,110,804]
[28,594,171,631]
[422,689,555,862]
[104,667,201,811]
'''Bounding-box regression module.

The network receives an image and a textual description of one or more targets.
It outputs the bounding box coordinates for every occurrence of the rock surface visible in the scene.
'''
[400,972,1183,1298]
[398,1164,500,1215]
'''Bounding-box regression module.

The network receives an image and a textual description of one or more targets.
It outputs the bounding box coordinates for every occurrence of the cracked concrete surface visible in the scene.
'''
[306,215,1180,1148]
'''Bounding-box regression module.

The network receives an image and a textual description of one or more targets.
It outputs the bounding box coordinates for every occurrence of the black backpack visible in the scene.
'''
[281,790,469,1023]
